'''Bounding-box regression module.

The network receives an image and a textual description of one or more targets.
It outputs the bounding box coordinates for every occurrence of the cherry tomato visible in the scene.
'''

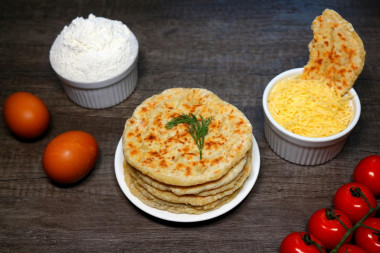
[333,182,377,224]
[355,217,380,253]
[3,92,49,139]
[308,208,352,249]
[353,155,380,196]
[42,131,99,184]
[337,244,366,253]
[280,232,326,253]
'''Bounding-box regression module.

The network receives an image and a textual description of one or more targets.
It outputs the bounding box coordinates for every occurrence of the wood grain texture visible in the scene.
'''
[1,0,379,252]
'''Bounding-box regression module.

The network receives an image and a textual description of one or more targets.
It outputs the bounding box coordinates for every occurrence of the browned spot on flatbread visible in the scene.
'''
[145,133,156,142]
[159,159,167,168]
[211,157,223,166]
[185,167,192,177]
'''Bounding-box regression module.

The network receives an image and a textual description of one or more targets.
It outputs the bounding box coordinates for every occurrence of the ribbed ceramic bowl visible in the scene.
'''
[263,68,361,165]
[50,36,138,109]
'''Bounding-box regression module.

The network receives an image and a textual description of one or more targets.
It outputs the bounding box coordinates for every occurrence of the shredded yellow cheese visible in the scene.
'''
[267,75,354,138]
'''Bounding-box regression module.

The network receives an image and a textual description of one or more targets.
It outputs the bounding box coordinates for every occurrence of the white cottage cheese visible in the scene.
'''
[50,14,137,83]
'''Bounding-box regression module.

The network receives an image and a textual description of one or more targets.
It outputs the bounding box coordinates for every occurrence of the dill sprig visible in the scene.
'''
[165,114,212,159]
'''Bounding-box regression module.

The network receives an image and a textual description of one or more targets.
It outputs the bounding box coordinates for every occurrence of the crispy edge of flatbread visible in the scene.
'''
[125,148,252,207]
[124,161,242,214]
[123,147,253,214]
[130,161,246,198]
[131,154,247,196]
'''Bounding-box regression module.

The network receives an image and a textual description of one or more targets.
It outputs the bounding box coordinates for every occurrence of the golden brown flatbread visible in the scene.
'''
[301,9,365,96]
[122,88,252,186]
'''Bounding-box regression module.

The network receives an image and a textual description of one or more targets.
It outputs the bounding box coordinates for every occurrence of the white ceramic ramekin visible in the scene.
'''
[50,37,138,109]
[263,68,361,165]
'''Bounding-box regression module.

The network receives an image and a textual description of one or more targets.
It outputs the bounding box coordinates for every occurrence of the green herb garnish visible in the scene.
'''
[165,114,212,159]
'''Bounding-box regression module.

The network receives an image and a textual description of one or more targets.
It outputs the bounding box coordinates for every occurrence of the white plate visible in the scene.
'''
[114,134,260,223]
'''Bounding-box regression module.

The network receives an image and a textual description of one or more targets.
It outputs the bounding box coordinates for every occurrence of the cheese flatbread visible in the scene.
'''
[122,88,252,186]
[302,9,365,96]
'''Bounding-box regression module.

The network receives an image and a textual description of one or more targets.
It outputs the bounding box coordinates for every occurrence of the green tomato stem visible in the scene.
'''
[330,205,379,253]
[327,208,350,231]
[359,223,380,233]
[356,187,372,209]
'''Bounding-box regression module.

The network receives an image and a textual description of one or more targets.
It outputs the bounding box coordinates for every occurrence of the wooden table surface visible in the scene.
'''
[1,0,379,252]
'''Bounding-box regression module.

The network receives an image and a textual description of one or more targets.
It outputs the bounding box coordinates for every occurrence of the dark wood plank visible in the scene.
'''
[1,0,379,252]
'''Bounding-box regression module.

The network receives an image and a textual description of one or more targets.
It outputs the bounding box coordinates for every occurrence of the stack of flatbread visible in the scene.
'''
[301,9,366,96]
[122,88,253,214]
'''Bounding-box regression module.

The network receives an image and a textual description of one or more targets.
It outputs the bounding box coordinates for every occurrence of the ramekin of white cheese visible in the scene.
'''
[50,14,138,109]
[263,68,361,165]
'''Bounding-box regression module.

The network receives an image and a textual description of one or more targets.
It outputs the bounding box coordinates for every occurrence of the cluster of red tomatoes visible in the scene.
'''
[3,92,99,185]
[281,155,380,253]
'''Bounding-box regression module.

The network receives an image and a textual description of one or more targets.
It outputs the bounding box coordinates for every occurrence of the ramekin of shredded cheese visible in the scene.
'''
[263,68,361,165]
[267,75,353,138]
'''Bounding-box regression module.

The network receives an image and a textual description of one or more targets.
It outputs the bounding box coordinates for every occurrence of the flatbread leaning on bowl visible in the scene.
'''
[301,8,366,96]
